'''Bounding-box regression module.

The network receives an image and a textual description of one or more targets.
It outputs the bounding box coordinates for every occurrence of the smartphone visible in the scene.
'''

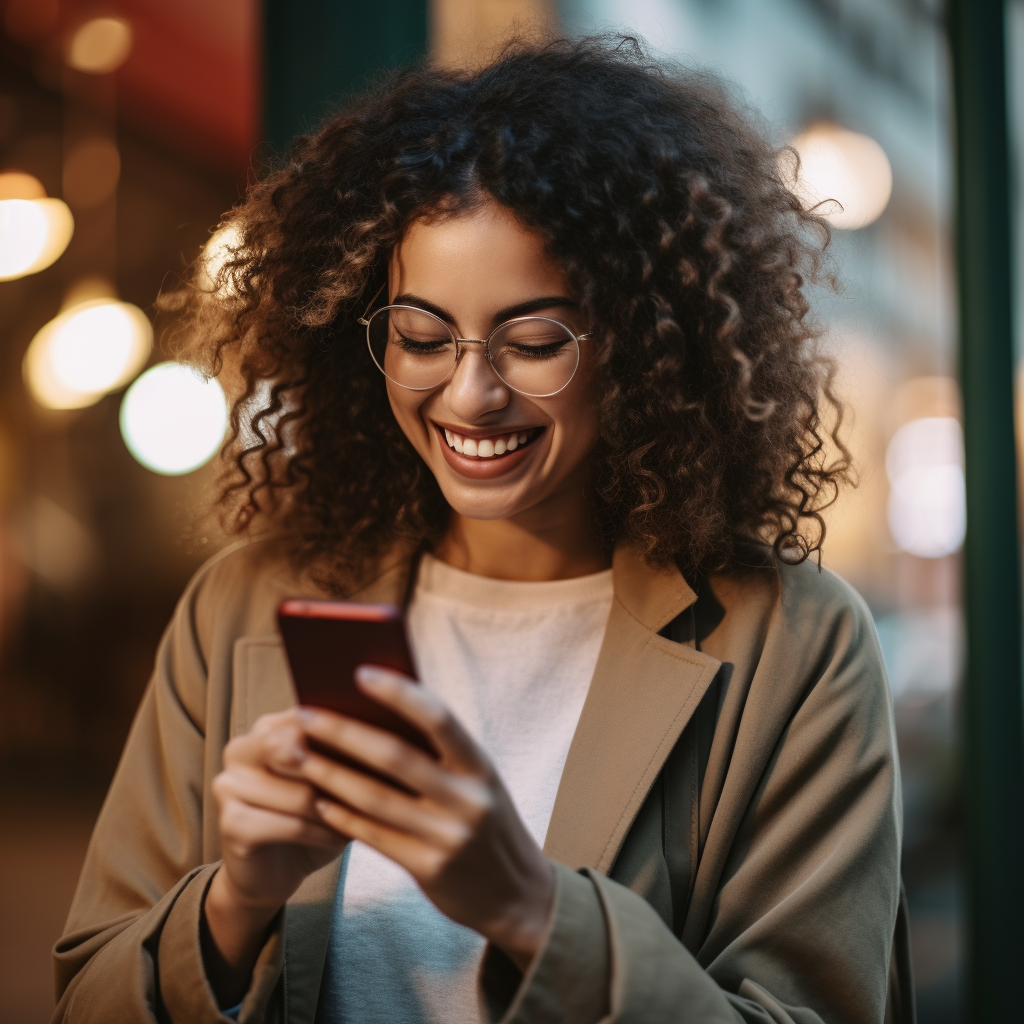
[277,599,436,769]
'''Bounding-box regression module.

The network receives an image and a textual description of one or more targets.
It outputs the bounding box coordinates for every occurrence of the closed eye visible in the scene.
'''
[394,334,453,353]
[506,340,572,359]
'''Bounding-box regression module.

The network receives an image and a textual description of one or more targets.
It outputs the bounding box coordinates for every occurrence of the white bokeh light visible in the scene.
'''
[120,363,228,475]
[886,417,966,558]
[24,298,152,410]
[783,124,893,230]
[198,221,243,296]
[0,197,74,280]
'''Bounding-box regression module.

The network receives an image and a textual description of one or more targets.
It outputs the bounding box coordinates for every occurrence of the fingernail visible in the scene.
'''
[354,665,388,688]
[296,707,317,725]
[284,745,307,766]
[314,798,334,817]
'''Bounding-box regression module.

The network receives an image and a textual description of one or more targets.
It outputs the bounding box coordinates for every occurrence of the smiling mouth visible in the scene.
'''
[439,426,543,459]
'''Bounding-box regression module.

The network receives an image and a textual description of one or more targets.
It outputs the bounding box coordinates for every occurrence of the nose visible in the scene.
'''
[443,342,510,420]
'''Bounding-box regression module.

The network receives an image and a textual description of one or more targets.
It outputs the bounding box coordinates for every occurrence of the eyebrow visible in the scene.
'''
[391,293,579,328]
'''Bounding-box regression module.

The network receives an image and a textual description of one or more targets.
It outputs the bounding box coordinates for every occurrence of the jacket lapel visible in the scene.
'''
[543,546,721,874]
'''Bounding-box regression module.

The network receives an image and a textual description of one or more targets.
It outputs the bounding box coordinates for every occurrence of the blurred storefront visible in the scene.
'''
[0,1,1016,1022]
[0,4,256,1021]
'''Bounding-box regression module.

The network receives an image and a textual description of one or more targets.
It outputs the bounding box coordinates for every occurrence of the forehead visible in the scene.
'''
[390,201,569,309]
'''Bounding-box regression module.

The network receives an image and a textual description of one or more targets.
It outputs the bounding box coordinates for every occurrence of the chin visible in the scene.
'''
[437,481,532,521]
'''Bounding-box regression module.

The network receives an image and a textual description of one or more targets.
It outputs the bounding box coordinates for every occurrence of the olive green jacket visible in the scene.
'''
[52,539,912,1024]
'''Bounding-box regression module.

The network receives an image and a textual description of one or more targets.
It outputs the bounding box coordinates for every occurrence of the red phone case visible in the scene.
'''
[277,599,435,762]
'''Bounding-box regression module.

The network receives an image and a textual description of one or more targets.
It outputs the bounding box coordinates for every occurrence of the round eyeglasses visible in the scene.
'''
[359,300,589,398]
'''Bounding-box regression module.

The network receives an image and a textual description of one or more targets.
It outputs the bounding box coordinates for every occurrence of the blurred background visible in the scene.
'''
[0,1,1020,1021]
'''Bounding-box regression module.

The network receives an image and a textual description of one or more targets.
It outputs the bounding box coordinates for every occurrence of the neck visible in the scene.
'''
[434,488,610,582]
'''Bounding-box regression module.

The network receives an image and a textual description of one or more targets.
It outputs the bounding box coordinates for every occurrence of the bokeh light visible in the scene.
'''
[886,416,966,558]
[0,170,46,200]
[66,17,133,75]
[198,221,244,296]
[0,197,74,281]
[24,298,152,410]
[783,123,893,230]
[119,363,228,475]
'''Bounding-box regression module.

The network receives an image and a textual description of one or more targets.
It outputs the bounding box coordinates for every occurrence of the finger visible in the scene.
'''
[220,797,350,853]
[225,717,309,777]
[301,752,470,848]
[312,797,441,876]
[354,666,484,772]
[297,708,452,800]
[213,765,321,822]
[250,709,302,736]
[298,707,501,822]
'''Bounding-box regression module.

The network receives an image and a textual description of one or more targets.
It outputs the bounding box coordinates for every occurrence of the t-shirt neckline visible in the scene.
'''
[414,552,614,611]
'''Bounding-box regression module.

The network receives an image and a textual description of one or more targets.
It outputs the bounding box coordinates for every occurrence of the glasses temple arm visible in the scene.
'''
[357,281,388,325]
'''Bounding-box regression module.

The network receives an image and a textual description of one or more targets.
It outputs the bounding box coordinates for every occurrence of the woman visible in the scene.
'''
[53,37,911,1024]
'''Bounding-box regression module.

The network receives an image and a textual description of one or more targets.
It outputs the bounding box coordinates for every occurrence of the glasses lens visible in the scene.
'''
[367,307,457,390]
[489,318,580,396]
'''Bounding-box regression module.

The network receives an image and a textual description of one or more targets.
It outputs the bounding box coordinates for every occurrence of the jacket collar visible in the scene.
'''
[346,556,413,605]
[347,540,698,617]
[541,544,721,872]
[610,541,698,633]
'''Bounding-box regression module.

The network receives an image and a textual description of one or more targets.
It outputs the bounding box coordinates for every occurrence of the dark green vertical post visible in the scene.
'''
[262,0,429,154]
[948,1,1024,1020]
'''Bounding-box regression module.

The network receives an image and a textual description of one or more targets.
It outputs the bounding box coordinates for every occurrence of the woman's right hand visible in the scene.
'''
[204,709,349,1005]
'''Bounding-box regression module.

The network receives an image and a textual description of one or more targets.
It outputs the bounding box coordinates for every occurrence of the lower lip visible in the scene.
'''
[432,425,542,479]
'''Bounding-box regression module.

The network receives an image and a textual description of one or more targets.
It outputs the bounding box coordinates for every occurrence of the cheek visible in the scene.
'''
[566,410,601,460]
[557,374,602,451]
[549,396,601,473]
[386,386,431,450]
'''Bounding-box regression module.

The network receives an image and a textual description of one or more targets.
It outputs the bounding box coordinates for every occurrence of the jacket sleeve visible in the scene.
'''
[51,572,285,1024]
[480,581,903,1024]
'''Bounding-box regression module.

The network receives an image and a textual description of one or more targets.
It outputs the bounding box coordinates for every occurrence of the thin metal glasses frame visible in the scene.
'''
[357,283,590,398]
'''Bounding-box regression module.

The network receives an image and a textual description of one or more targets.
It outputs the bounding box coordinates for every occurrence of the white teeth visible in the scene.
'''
[442,428,534,457]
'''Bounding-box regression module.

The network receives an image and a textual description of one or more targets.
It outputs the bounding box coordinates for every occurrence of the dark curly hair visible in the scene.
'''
[171,35,850,589]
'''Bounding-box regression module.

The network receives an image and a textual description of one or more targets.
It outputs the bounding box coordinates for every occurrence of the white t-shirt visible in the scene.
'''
[316,554,614,1024]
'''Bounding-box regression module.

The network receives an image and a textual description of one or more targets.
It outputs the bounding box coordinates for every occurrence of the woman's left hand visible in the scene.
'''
[296,666,555,971]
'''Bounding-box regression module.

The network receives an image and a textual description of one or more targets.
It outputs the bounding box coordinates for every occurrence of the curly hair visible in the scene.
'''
[170,35,851,590]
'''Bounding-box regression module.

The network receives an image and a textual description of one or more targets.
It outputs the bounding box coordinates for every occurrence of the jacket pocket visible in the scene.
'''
[231,635,296,737]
